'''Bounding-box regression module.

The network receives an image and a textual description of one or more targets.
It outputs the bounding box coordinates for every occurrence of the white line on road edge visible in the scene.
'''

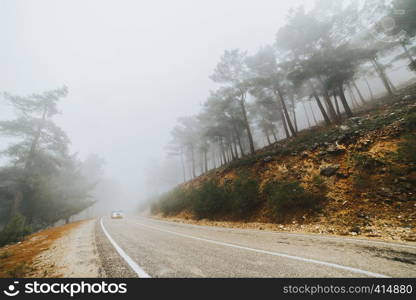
[100,218,151,278]
[135,222,389,278]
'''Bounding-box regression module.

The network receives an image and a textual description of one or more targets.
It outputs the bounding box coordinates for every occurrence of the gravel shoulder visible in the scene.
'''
[31,219,102,278]
[94,218,138,278]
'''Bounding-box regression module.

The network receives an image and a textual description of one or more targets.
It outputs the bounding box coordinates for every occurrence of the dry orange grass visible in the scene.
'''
[0,221,85,278]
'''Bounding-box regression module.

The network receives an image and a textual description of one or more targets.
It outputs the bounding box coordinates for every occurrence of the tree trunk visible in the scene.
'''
[302,101,311,128]
[180,149,186,182]
[220,139,227,164]
[199,152,203,174]
[11,191,23,218]
[265,130,272,145]
[229,143,236,160]
[290,95,298,132]
[232,136,239,159]
[387,77,397,92]
[323,92,339,123]
[333,92,341,116]
[239,93,255,155]
[308,100,318,125]
[271,129,278,142]
[317,77,339,123]
[232,124,245,157]
[12,105,48,217]
[312,93,331,126]
[364,77,374,101]
[347,84,360,108]
[190,145,196,178]
[275,89,297,137]
[204,150,208,173]
[353,81,367,104]
[280,107,290,139]
[401,41,416,72]
[371,58,394,96]
[338,84,353,118]
[236,133,244,157]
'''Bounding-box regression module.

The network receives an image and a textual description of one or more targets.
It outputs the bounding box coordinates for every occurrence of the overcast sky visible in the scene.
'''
[1,0,310,203]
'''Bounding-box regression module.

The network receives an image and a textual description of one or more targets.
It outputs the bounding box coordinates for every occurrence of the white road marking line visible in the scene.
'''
[144,217,416,250]
[284,234,416,250]
[135,221,389,278]
[100,218,151,278]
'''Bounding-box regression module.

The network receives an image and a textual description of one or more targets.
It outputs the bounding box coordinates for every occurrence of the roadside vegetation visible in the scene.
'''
[0,88,106,247]
[0,214,32,247]
[152,174,326,222]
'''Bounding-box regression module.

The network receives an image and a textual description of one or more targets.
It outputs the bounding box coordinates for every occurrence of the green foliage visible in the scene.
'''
[352,173,373,191]
[264,181,323,220]
[152,175,260,220]
[403,111,416,132]
[226,155,261,170]
[0,88,98,229]
[228,176,260,218]
[0,214,32,247]
[397,134,416,163]
[350,153,383,171]
[312,175,327,193]
[7,262,31,278]
[151,175,326,221]
[0,251,12,259]
[191,180,229,219]
[154,187,190,216]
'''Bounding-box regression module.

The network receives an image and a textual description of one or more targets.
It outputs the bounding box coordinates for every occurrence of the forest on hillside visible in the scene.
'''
[163,0,416,182]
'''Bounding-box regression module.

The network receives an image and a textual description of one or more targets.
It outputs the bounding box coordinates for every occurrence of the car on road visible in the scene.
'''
[111,211,124,219]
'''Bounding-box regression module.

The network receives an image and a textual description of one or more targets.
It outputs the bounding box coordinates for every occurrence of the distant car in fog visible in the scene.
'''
[111,211,124,219]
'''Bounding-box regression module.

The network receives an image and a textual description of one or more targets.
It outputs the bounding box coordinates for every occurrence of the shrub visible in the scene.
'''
[191,180,229,219]
[0,214,32,247]
[350,153,383,172]
[264,181,323,220]
[229,176,260,218]
[409,61,416,72]
[352,173,373,191]
[155,187,190,216]
[397,134,416,163]
[7,262,31,278]
[404,111,416,132]
[0,251,11,259]
[312,175,327,193]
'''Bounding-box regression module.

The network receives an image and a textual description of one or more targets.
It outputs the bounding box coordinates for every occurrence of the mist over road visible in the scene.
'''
[96,217,416,278]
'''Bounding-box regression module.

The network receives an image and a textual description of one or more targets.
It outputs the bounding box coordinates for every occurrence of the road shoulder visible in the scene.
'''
[0,219,100,278]
[94,218,138,278]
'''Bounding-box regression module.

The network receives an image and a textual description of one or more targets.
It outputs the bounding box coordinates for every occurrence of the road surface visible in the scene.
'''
[95,216,416,278]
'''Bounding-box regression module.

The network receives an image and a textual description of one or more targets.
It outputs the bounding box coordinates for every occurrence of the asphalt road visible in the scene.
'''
[95,216,416,278]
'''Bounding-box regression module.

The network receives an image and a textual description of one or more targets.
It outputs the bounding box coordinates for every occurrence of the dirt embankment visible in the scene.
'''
[0,219,101,278]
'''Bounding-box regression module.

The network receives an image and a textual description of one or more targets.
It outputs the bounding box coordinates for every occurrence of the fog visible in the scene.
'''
[2,0,415,218]
[1,0,313,211]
